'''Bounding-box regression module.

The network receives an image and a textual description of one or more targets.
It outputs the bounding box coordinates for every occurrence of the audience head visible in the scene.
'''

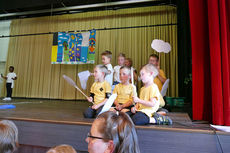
[140,64,158,84]
[117,53,126,66]
[148,54,159,66]
[0,120,19,153]
[119,66,131,84]
[86,111,140,153]
[101,50,112,65]
[124,58,133,67]
[94,65,110,81]
[46,144,77,153]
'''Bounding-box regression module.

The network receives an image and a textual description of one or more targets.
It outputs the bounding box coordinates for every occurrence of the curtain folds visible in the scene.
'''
[3,6,178,100]
[189,0,230,125]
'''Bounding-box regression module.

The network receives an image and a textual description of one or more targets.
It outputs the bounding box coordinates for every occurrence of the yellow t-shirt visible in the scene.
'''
[154,69,166,91]
[136,83,165,117]
[113,84,137,104]
[90,81,111,105]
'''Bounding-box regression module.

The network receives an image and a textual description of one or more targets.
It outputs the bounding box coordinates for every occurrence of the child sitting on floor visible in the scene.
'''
[111,66,137,113]
[83,65,111,118]
[129,64,172,125]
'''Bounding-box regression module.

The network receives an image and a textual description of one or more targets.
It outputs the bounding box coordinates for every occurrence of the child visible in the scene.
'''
[124,58,138,86]
[1,66,17,101]
[83,65,111,118]
[101,50,114,86]
[129,64,172,125]
[111,66,136,113]
[148,54,167,91]
[113,53,126,85]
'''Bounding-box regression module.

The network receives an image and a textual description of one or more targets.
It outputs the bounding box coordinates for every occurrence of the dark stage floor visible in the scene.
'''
[0,98,229,153]
[0,98,210,131]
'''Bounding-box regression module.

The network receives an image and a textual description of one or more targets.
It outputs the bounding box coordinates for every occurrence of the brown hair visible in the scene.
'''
[46,144,77,153]
[0,121,18,153]
[96,111,140,153]
[101,50,112,59]
[125,58,133,67]
[149,54,159,61]
[118,53,126,58]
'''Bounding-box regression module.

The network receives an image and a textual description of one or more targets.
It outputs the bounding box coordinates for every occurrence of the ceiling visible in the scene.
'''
[0,0,177,20]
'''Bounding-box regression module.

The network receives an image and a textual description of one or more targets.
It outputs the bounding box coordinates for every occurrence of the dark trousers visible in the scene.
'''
[113,81,120,85]
[6,83,12,97]
[83,105,103,118]
[127,111,150,125]
[112,104,134,111]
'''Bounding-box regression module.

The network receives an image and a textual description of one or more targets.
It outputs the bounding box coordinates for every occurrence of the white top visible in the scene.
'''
[105,64,114,86]
[113,65,121,83]
[6,72,17,88]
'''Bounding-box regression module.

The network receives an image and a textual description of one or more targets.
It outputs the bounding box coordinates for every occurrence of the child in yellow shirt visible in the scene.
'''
[130,64,172,125]
[111,66,137,112]
[83,65,111,118]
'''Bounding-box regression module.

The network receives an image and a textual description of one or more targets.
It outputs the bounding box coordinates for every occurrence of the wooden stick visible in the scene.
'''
[74,85,88,99]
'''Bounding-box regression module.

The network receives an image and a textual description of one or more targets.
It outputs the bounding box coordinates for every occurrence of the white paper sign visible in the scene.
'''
[151,39,171,53]
[78,70,91,90]
[210,124,230,132]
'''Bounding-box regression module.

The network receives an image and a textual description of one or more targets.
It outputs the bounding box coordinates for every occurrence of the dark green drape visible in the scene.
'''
[177,0,192,113]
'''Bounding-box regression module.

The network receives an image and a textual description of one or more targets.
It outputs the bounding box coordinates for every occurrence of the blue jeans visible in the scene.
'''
[127,111,150,125]
[83,106,103,118]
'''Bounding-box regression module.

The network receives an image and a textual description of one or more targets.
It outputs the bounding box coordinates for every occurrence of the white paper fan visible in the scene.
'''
[151,39,171,53]
[78,70,90,90]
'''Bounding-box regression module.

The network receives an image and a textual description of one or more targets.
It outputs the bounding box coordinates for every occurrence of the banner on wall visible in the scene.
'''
[51,30,96,64]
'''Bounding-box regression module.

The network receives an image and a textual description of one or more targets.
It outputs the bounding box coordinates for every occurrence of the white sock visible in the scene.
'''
[149,117,156,124]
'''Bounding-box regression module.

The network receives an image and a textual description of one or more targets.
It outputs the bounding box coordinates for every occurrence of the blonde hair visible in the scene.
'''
[0,121,18,153]
[101,50,112,59]
[95,65,110,77]
[141,64,159,78]
[96,111,140,153]
[0,120,18,143]
[120,66,131,76]
[46,144,77,153]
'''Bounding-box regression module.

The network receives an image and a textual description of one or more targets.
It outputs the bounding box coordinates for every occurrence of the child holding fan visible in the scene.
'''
[83,65,111,118]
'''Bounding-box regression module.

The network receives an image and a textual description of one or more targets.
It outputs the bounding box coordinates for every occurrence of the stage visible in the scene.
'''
[0,98,229,153]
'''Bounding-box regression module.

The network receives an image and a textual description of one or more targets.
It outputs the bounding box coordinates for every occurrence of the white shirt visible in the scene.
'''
[6,72,17,88]
[105,64,114,86]
[113,65,121,83]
